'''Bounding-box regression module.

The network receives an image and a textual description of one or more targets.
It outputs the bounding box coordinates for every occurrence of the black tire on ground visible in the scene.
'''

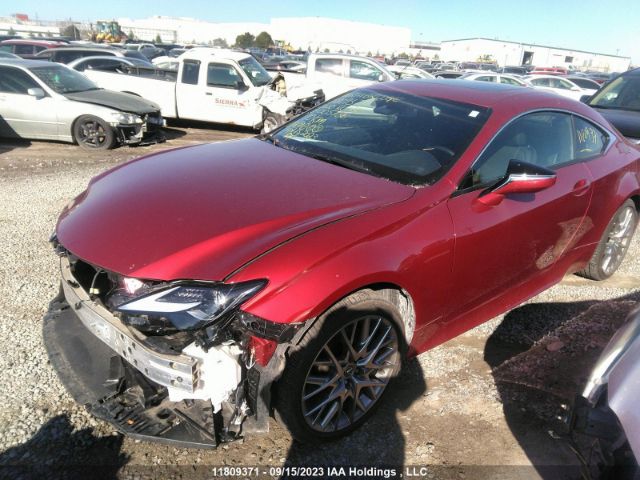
[274,289,405,444]
[73,115,116,151]
[577,199,638,281]
[261,113,282,134]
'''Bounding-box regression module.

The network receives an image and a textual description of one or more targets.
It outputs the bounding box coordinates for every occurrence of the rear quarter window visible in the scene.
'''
[574,116,608,160]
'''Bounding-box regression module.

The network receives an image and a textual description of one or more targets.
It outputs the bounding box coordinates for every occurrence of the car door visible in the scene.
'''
[446,111,593,320]
[201,61,260,126]
[174,59,203,121]
[347,59,388,90]
[0,66,59,139]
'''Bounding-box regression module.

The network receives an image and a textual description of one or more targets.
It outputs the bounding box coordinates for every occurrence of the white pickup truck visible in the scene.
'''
[82,48,323,131]
[280,53,397,100]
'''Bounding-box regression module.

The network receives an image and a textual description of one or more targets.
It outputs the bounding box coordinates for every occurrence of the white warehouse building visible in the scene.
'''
[440,38,631,72]
[117,16,411,54]
[269,17,411,54]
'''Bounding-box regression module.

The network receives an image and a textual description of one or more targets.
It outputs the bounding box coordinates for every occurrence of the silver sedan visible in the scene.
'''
[0,59,163,150]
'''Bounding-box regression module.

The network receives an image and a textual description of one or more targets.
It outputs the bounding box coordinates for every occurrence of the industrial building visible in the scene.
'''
[440,37,631,72]
[117,16,411,54]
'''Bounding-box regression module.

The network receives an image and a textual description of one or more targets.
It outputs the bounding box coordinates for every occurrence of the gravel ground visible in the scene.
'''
[0,130,638,479]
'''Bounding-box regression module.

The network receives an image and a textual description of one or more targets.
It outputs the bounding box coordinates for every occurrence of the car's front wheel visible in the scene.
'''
[261,112,282,134]
[73,115,116,151]
[275,290,403,443]
[578,199,638,280]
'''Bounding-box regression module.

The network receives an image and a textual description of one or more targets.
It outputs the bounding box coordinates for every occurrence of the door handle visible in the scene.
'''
[205,92,212,96]
[572,179,590,196]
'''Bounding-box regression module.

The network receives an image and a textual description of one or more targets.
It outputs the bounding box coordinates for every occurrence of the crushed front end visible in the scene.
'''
[113,111,166,147]
[43,244,300,449]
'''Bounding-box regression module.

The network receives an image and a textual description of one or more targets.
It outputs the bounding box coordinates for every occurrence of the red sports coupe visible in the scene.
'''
[45,79,640,447]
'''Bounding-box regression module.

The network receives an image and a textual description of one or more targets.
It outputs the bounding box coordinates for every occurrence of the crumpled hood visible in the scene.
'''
[593,107,640,139]
[64,89,159,115]
[56,138,414,281]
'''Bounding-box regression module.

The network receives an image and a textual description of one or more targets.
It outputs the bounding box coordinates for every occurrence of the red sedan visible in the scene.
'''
[46,80,640,447]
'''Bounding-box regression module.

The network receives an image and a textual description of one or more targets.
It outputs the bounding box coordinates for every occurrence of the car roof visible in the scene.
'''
[0,58,60,68]
[0,39,65,46]
[42,46,120,51]
[526,74,573,80]
[621,68,640,77]
[181,47,252,62]
[370,78,590,112]
[68,55,133,64]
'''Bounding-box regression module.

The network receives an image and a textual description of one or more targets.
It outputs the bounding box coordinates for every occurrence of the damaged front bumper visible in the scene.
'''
[115,111,166,147]
[43,256,297,449]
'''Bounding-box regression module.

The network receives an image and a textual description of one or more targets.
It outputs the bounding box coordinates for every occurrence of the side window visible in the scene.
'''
[349,60,382,81]
[531,78,549,87]
[14,45,34,56]
[181,60,200,85]
[574,117,608,160]
[0,45,11,52]
[0,66,40,94]
[500,76,520,86]
[207,63,243,88]
[85,59,122,72]
[315,58,343,76]
[463,112,575,189]
[476,76,496,82]
[55,51,85,63]
[556,79,574,90]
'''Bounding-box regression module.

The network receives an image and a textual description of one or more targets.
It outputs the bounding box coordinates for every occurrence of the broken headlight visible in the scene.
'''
[109,112,143,125]
[114,280,266,335]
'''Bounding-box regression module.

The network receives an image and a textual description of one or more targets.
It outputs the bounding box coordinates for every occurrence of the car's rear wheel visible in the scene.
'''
[275,290,403,443]
[73,115,116,151]
[578,199,637,281]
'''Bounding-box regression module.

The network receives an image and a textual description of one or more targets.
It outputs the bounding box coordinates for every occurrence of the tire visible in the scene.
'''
[261,113,281,134]
[577,199,638,281]
[73,115,116,151]
[274,289,404,444]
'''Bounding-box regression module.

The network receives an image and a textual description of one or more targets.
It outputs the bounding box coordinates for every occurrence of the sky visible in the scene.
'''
[5,0,639,63]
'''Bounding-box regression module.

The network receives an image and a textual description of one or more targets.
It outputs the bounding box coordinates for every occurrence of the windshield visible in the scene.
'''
[269,88,490,186]
[238,56,272,86]
[590,75,640,111]
[30,65,98,94]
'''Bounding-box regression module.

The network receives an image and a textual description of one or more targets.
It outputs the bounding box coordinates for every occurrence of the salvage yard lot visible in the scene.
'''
[1,124,639,479]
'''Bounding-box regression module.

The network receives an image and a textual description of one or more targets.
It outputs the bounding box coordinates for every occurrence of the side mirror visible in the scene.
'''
[580,94,592,103]
[27,88,46,99]
[476,160,557,206]
[235,80,249,91]
[378,73,387,82]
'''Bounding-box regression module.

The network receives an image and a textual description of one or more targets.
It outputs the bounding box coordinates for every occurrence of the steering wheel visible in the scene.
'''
[423,146,455,157]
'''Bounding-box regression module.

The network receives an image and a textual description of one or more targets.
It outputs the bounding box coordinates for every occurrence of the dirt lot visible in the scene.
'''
[0,125,639,479]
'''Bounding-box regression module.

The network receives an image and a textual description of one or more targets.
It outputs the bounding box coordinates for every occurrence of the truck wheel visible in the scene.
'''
[261,113,281,134]
[275,290,403,444]
[577,199,637,281]
[73,115,116,151]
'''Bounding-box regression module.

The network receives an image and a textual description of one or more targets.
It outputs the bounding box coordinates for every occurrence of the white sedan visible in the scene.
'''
[524,75,590,101]
[459,72,529,87]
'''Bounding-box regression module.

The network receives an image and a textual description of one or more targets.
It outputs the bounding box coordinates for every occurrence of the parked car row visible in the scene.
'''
[1,40,638,154]
[0,59,164,149]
